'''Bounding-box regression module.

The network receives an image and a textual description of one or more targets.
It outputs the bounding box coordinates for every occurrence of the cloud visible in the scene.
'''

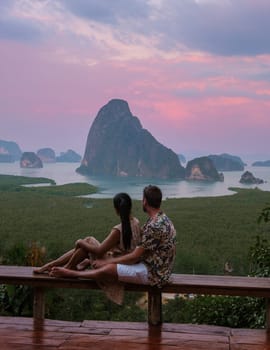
[63,0,151,25]
[2,0,270,57]
[0,17,44,43]
[250,71,270,82]
[0,0,16,13]
[172,83,270,100]
[153,0,270,56]
[62,0,270,56]
[0,0,45,43]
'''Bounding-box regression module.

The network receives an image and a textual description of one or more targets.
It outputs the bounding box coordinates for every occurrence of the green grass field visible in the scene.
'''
[1,174,270,325]
[0,174,269,275]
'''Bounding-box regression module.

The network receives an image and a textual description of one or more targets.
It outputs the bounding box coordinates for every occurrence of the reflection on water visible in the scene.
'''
[0,162,270,199]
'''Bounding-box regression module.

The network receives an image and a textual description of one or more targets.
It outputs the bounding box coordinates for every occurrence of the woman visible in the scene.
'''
[34,192,141,276]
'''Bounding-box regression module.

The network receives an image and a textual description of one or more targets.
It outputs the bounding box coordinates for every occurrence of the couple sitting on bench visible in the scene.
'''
[34,185,176,304]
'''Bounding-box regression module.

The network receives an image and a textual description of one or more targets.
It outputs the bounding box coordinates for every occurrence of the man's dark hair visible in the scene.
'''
[143,185,162,209]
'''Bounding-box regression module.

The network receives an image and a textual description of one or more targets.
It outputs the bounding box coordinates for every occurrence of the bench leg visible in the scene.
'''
[33,287,45,321]
[148,290,162,326]
[266,298,270,331]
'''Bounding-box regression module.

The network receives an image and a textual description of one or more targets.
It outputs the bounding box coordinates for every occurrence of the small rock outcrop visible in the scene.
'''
[239,171,264,184]
[0,140,22,162]
[20,152,43,168]
[252,160,270,167]
[185,156,224,182]
[56,150,81,163]
[37,148,56,163]
[208,153,245,171]
[77,99,185,179]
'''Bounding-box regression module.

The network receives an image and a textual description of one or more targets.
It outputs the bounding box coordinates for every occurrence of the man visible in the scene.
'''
[50,185,176,288]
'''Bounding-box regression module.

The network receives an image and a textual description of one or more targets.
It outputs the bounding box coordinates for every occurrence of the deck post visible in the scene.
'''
[148,289,162,326]
[266,298,270,330]
[33,287,45,321]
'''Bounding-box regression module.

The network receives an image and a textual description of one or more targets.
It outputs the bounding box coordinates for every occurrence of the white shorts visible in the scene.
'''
[117,262,149,284]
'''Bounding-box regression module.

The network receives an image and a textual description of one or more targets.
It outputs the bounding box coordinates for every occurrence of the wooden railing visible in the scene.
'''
[1,265,270,328]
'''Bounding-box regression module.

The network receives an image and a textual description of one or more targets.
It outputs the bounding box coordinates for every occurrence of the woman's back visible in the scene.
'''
[113,217,141,254]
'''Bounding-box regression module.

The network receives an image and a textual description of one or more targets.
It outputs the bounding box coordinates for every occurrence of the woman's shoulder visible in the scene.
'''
[113,223,122,231]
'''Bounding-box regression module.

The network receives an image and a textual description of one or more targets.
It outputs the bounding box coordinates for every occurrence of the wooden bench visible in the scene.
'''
[1,265,270,327]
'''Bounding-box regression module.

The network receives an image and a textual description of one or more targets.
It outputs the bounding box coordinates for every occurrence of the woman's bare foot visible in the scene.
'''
[49,267,78,278]
[76,258,91,271]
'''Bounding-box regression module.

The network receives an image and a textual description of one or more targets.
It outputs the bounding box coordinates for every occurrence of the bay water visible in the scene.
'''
[1,162,270,200]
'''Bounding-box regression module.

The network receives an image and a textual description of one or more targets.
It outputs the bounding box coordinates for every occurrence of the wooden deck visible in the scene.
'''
[1,316,270,350]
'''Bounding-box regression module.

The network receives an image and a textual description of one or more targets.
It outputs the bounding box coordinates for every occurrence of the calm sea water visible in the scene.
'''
[1,162,270,199]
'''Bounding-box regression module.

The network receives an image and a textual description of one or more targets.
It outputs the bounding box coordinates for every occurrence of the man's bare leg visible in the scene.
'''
[33,249,75,274]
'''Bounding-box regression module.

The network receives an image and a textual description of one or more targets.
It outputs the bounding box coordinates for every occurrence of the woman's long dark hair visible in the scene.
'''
[113,193,132,251]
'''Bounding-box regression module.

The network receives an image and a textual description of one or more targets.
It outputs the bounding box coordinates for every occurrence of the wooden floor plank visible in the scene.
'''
[161,323,231,336]
[82,319,231,336]
[61,337,229,350]
[2,346,58,350]
[0,339,226,349]
[59,343,228,350]
[231,328,270,347]
[0,317,269,350]
[1,334,68,347]
[231,346,270,350]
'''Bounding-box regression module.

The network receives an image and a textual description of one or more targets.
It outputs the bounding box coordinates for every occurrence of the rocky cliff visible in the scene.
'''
[20,152,43,168]
[185,156,224,181]
[77,99,185,179]
[239,171,264,184]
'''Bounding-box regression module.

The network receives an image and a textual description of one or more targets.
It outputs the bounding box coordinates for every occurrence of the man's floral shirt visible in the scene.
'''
[139,211,176,288]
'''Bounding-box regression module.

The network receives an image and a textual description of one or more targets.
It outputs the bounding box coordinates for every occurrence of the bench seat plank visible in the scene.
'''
[1,266,270,297]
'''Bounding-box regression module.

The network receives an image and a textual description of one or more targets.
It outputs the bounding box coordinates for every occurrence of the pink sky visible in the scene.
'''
[0,0,270,161]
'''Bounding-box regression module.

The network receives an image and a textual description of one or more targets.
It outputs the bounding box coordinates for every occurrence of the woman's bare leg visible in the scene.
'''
[64,248,90,270]
[74,236,101,270]
[76,258,91,271]
[33,249,75,274]
[50,264,118,282]
[34,236,101,274]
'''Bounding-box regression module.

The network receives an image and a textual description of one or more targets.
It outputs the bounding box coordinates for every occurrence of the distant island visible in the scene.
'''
[56,150,81,163]
[185,156,224,182]
[37,148,56,163]
[0,140,22,162]
[20,152,43,168]
[239,171,264,184]
[252,160,270,167]
[0,140,81,165]
[208,153,245,171]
